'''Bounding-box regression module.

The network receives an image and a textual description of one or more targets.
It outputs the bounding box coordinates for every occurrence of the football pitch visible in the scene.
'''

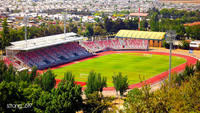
[53,53,186,87]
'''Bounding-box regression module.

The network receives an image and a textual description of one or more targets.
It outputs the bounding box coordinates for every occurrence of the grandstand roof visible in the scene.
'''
[115,30,166,40]
[6,32,84,51]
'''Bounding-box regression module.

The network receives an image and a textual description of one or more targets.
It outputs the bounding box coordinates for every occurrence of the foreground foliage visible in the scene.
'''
[124,64,200,112]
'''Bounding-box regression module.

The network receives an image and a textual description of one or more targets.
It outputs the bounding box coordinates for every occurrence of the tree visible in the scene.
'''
[178,40,190,50]
[30,66,38,81]
[189,25,200,40]
[150,12,159,31]
[36,79,83,113]
[103,17,113,33]
[162,40,170,49]
[112,72,129,97]
[124,19,138,30]
[40,69,56,91]
[84,24,94,37]
[61,71,75,84]
[85,71,107,97]
[17,69,31,83]
[0,81,26,112]
[93,25,106,35]
[113,18,125,32]
[140,19,148,31]
[125,66,200,112]
[195,60,200,72]
[1,18,10,52]
[3,64,16,82]
[0,61,8,82]
[174,24,185,40]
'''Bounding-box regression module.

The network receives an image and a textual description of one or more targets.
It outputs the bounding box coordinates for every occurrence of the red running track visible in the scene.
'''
[38,51,198,91]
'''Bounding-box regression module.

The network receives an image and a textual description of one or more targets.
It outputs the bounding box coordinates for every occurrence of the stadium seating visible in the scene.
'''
[3,57,22,69]
[15,42,92,69]
[81,39,148,52]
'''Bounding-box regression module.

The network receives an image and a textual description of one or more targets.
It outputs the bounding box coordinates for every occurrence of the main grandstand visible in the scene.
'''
[5,33,92,70]
[4,30,166,70]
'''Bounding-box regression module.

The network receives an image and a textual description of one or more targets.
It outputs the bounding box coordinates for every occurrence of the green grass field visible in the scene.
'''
[53,53,186,87]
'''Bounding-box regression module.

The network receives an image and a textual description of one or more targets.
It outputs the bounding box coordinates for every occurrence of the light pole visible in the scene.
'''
[63,0,66,38]
[24,0,29,48]
[166,30,176,82]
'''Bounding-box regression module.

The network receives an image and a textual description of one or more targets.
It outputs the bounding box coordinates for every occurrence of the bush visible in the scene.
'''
[175,65,195,85]
[178,40,190,49]
[83,91,112,113]
[162,40,170,49]
[195,60,200,72]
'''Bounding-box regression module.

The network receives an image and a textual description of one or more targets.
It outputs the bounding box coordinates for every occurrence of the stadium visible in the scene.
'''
[4,30,198,90]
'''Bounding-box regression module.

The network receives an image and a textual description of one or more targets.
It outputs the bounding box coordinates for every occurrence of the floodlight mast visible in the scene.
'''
[63,0,66,38]
[24,0,29,48]
[167,30,176,82]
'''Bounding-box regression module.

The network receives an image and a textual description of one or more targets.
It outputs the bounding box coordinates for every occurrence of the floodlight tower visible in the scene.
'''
[24,0,29,48]
[166,30,176,82]
[63,0,66,38]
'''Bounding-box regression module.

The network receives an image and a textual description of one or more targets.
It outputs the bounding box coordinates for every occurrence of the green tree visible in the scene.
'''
[178,40,190,50]
[93,25,106,35]
[1,18,10,52]
[36,79,83,113]
[189,25,200,40]
[103,17,113,33]
[113,18,125,32]
[162,40,170,49]
[30,66,38,81]
[62,71,75,83]
[124,19,138,30]
[85,71,107,97]
[3,64,16,82]
[195,60,200,72]
[0,81,26,112]
[16,69,31,83]
[112,72,129,97]
[140,19,148,31]
[84,24,94,37]
[0,61,8,82]
[174,24,185,40]
[40,69,56,91]
[150,12,159,31]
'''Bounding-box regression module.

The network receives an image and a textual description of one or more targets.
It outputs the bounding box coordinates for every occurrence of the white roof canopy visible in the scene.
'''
[6,32,84,51]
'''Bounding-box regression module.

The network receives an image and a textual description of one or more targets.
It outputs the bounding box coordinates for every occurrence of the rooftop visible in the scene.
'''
[6,32,84,51]
[116,30,166,40]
